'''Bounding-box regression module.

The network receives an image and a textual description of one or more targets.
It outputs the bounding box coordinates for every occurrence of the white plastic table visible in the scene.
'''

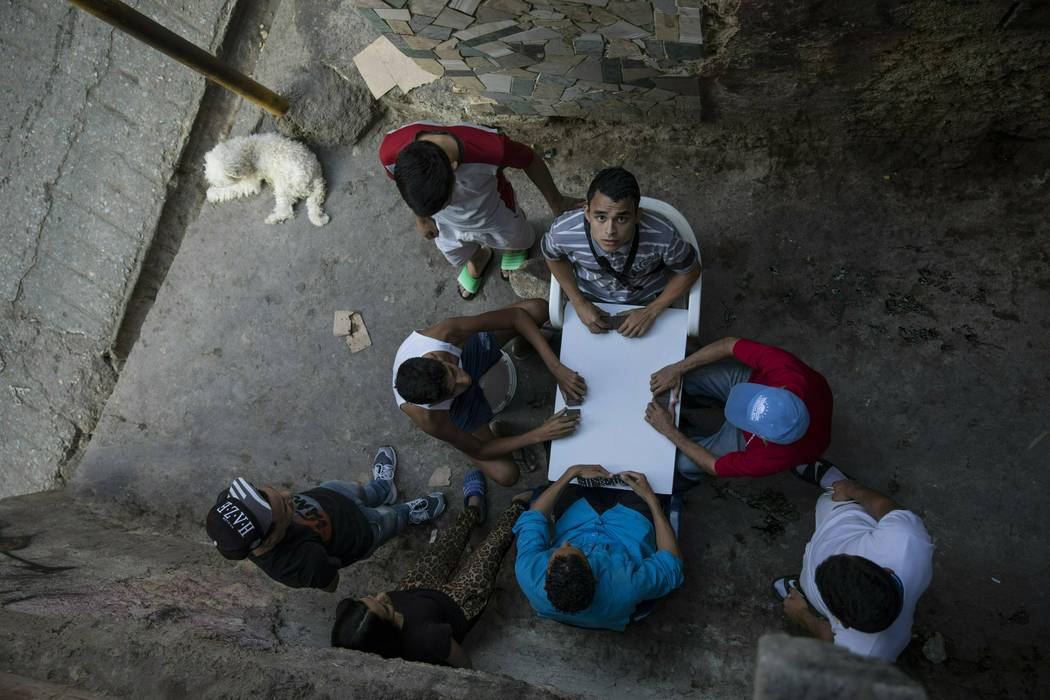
[548,303,687,495]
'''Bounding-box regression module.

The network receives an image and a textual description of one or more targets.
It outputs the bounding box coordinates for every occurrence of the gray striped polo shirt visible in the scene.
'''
[541,208,699,304]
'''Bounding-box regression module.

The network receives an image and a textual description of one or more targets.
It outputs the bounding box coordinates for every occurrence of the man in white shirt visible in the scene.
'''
[772,459,934,662]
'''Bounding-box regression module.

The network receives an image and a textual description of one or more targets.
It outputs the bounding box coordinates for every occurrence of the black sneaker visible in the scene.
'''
[792,458,850,489]
[407,493,446,524]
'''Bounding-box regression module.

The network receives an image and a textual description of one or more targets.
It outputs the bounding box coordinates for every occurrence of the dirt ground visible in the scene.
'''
[3,1,1049,697]
[57,112,1049,698]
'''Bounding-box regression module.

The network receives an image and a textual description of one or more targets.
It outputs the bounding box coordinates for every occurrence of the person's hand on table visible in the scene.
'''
[532,409,580,442]
[650,363,682,395]
[830,479,858,501]
[618,307,657,338]
[575,300,609,334]
[571,464,611,480]
[618,470,656,501]
[552,362,587,404]
[782,587,808,620]
[645,394,678,437]
[415,216,439,240]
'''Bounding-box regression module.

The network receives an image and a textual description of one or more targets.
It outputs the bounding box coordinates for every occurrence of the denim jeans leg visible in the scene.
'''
[675,419,746,479]
[360,503,411,556]
[681,360,752,404]
[319,480,365,503]
[319,479,391,507]
[360,478,392,507]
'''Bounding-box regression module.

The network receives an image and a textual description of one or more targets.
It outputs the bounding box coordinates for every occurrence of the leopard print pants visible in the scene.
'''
[396,501,527,621]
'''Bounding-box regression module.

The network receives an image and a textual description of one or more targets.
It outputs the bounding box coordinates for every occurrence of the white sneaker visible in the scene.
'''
[372,446,397,505]
[407,493,446,525]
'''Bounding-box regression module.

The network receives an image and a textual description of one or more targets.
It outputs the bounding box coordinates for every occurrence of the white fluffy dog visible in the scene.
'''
[204,133,329,226]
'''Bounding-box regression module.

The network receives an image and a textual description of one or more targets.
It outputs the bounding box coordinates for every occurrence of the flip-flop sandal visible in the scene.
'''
[463,469,487,523]
[499,249,529,281]
[771,575,802,601]
[488,420,539,473]
[457,249,494,300]
[792,458,851,488]
[514,445,542,473]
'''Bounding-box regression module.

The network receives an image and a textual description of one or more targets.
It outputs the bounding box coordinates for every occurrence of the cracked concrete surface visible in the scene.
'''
[67,111,1050,697]
[1,0,1048,698]
[0,0,239,498]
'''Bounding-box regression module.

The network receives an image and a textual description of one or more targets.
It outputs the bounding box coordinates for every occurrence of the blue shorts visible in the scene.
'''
[449,332,503,433]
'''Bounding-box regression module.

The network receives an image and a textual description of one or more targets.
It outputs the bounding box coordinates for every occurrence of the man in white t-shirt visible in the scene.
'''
[772,459,934,662]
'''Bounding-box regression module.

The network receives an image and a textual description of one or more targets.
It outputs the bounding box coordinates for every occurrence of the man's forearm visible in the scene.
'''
[792,608,834,641]
[547,258,588,307]
[512,308,560,370]
[644,495,683,560]
[847,484,901,521]
[473,432,537,460]
[524,149,565,212]
[676,336,738,374]
[664,428,718,475]
[531,467,577,515]
[646,266,700,315]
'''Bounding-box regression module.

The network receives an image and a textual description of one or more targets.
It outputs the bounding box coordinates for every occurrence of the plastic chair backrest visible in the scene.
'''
[548,197,702,336]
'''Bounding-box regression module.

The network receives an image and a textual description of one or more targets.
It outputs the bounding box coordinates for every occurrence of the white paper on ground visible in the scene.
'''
[548,303,687,495]
[352,35,442,99]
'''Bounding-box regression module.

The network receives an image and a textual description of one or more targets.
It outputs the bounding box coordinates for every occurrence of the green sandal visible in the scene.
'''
[457,250,494,300]
[500,249,529,281]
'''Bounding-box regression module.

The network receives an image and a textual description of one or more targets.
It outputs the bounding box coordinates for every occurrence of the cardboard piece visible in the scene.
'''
[334,311,372,353]
[332,310,354,336]
[428,465,452,487]
[352,35,442,99]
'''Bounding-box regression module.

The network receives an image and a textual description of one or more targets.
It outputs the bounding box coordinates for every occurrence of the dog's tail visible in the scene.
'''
[306,176,330,227]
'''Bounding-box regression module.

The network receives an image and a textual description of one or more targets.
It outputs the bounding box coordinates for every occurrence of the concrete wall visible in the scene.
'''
[0,0,239,498]
[0,491,579,699]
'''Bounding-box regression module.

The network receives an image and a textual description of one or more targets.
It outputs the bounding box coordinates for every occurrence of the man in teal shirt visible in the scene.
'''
[513,465,684,631]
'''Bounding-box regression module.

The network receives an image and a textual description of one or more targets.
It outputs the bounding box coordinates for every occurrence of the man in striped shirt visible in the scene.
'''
[541,168,700,337]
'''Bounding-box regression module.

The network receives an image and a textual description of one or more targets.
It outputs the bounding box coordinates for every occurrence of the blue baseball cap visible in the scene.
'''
[724,383,810,444]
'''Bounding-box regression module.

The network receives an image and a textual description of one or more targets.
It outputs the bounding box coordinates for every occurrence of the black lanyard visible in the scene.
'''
[583,217,642,292]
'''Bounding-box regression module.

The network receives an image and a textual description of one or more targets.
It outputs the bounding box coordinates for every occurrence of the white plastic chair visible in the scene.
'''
[548,196,703,337]
[479,350,517,415]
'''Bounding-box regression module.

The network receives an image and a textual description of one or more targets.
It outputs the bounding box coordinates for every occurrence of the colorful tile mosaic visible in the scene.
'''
[352,0,706,117]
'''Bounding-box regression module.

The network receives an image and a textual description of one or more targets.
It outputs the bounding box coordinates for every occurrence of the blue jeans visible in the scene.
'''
[674,360,751,480]
[319,479,410,556]
[449,332,503,433]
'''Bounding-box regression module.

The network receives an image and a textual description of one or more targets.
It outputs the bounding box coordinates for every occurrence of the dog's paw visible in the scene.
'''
[310,212,330,227]
[206,187,221,203]
[265,212,290,225]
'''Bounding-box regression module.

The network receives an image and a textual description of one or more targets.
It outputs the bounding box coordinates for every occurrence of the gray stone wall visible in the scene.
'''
[754,635,927,700]
[0,0,237,498]
[0,491,580,700]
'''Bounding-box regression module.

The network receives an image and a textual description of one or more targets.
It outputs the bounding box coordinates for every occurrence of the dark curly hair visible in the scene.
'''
[395,357,450,405]
[815,554,902,633]
[586,167,640,209]
[545,551,595,613]
[394,140,456,217]
[331,598,402,658]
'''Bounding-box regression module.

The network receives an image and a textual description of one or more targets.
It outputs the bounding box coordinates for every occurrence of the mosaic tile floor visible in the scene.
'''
[355,0,705,117]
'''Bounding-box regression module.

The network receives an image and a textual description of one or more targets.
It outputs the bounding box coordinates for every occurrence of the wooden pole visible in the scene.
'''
[67,0,289,116]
